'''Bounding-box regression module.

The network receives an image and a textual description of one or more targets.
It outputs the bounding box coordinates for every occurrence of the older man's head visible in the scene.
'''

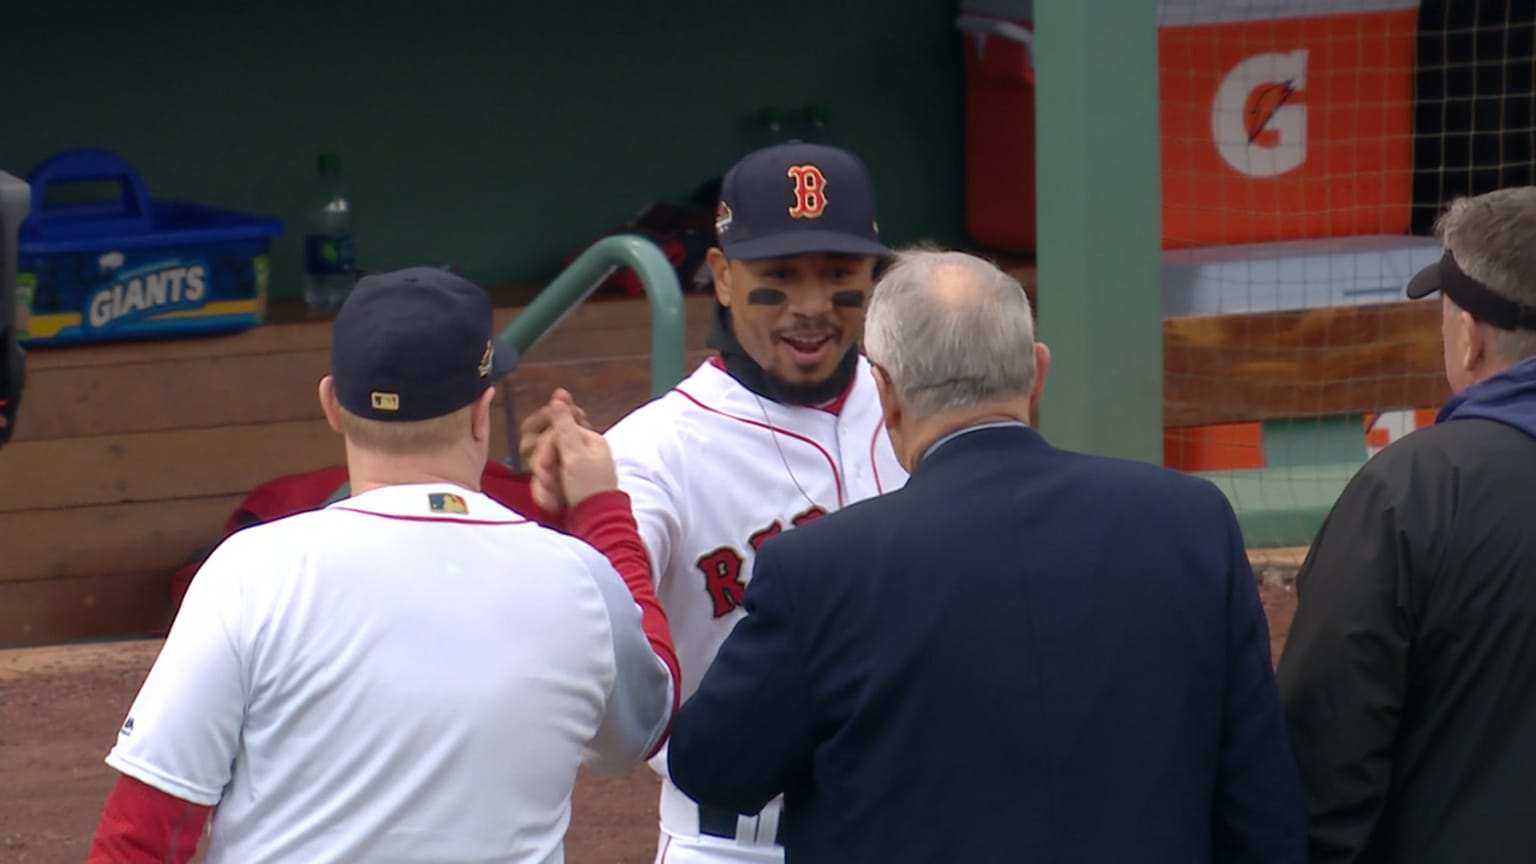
[863,249,1050,470]
[1406,187,1536,393]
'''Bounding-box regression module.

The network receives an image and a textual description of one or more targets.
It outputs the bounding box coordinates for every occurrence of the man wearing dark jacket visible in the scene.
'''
[668,248,1306,863]
[1277,186,1536,864]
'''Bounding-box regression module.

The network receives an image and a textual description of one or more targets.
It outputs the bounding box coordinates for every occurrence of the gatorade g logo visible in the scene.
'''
[1212,50,1308,178]
[786,165,828,219]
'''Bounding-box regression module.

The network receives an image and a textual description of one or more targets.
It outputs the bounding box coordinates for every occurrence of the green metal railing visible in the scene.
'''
[496,233,686,396]
[327,233,686,502]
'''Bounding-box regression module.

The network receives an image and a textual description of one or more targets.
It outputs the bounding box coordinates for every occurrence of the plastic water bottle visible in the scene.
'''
[303,152,357,311]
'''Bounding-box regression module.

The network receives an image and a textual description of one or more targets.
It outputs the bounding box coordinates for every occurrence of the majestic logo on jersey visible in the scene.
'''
[786,165,829,219]
[429,492,469,514]
[695,506,828,617]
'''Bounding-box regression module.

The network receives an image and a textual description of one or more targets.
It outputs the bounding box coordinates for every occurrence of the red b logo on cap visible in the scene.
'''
[786,164,828,219]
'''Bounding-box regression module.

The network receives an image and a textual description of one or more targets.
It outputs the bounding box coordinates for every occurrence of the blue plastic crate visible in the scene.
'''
[16,149,284,346]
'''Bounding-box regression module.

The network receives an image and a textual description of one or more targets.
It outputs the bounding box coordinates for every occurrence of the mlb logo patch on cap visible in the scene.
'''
[330,267,520,423]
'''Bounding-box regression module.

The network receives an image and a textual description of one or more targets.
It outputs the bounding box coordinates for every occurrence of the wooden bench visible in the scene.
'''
[0,291,719,649]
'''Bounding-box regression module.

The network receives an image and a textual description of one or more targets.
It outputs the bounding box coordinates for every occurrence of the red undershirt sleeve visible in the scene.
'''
[87,774,209,864]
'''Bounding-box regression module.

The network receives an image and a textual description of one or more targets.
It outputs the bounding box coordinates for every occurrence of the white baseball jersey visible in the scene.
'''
[105,483,673,864]
[604,355,908,855]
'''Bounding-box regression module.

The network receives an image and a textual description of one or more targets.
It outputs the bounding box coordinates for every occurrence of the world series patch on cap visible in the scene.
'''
[714,141,889,261]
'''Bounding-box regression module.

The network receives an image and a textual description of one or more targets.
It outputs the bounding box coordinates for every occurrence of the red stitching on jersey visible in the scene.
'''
[870,419,889,494]
[330,507,530,526]
[672,388,846,508]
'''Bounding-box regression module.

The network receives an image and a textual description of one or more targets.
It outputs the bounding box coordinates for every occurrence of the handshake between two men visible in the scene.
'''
[517,388,609,515]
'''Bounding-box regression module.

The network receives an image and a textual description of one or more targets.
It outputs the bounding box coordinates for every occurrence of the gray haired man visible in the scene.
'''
[668,248,1304,863]
[1278,186,1536,864]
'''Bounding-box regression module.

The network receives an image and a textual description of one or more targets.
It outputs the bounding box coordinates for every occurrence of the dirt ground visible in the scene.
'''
[0,576,1298,864]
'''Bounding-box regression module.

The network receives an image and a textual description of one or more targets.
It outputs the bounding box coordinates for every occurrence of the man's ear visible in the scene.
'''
[707,248,733,308]
[1030,342,1052,419]
[872,363,902,433]
[471,386,497,443]
[318,376,343,434]
[872,363,916,471]
[1461,311,1491,374]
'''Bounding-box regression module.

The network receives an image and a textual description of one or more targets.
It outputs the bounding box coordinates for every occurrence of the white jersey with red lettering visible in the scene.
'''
[604,355,908,862]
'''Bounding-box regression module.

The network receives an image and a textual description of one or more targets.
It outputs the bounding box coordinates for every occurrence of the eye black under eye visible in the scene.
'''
[748,287,788,305]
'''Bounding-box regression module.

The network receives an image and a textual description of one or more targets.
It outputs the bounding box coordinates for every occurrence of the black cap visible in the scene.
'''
[1405,254,1447,300]
[714,141,889,260]
[331,267,518,422]
[1407,250,1536,331]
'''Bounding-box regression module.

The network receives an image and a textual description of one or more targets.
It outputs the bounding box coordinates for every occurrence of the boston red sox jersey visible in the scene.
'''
[604,355,908,844]
[105,483,673,864]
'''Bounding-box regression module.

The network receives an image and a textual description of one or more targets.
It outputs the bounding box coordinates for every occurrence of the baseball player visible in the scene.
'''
[522,142,908,863]
[87,267,680,864]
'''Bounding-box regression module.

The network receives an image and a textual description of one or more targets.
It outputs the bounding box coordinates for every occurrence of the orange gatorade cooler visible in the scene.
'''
[957,0,1037,254]
[958,0,1420,253]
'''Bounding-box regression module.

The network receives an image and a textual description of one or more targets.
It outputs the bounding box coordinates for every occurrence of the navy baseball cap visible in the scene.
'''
[331,267,518,422]
[714,141,889,260]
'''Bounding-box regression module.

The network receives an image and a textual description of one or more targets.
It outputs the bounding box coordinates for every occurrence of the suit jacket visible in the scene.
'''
[668,425,1305,863]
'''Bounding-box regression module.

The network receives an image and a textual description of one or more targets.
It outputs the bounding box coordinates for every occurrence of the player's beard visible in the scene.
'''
[705,301,858,406]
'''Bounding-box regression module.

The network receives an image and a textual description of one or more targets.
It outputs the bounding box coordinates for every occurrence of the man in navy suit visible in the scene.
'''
[667,248,1305,863]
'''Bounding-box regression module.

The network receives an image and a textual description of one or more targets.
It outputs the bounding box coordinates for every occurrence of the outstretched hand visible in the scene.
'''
[519,388,591,468]
[527,392,615,513]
